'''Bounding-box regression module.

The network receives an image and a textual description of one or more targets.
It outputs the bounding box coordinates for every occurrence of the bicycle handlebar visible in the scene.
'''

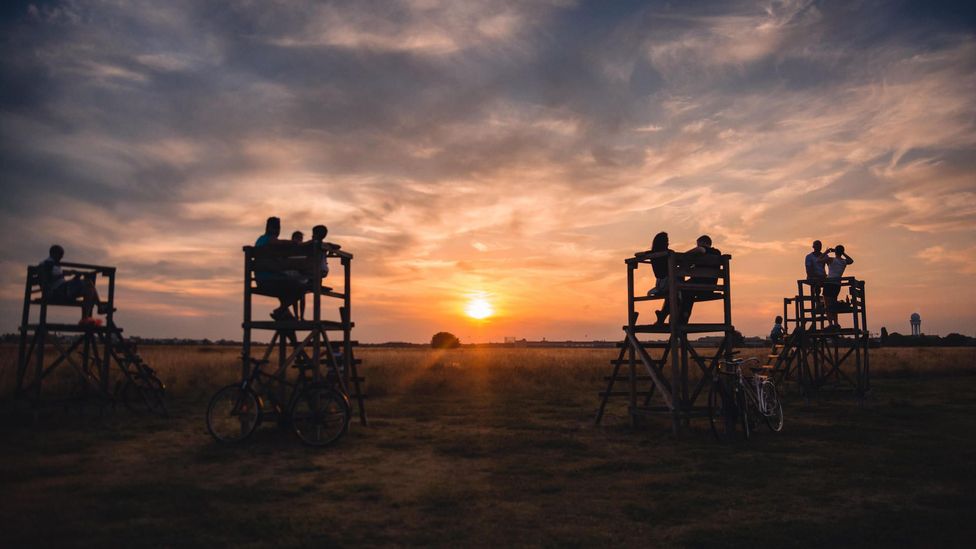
[719,356,760,369]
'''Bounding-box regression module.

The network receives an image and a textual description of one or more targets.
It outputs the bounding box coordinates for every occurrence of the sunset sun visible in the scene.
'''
[464,297,494,320]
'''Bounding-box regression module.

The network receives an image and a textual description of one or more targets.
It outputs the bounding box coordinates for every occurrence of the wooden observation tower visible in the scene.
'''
[596,250,735,432]
[16,262,166,414]
[242,242,367,425]
[765,277,870,398]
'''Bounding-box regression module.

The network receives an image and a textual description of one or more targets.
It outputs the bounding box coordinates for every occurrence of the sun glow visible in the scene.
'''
[464,297,494,320]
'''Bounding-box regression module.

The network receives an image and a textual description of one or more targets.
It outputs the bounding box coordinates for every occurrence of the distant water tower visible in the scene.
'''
[910,312,921,336]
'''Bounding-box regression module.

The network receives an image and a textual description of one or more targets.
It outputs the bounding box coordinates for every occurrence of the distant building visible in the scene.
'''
[910,312,921,336]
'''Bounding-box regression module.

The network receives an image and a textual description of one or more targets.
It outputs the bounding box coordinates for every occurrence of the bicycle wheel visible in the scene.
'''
[708,377,740,442]
[206,384,261,443]
[762,380,784,432]
[121,375,168,417]
[290,384,350,447]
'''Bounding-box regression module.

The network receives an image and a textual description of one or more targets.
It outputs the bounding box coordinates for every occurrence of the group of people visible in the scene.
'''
[804,240,855,330]
[254,216,337,322]
[645,232,722,325]
[36,217,339,326]
[769,240,856,341]
[640,233,856,337]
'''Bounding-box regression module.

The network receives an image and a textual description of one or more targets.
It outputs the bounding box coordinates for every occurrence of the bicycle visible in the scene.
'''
[708,356,784,442]
[206,352,350,447]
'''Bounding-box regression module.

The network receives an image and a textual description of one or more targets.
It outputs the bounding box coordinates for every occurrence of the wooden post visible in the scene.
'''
[667,254,680,433]
[343,255,352,386]
[242,248,252,381]
[861,281,870,394]
[626,261,637,426]
[34,296,48,406]
[102,268,115,394]
[312,244,322,382]
[16,268,33,393]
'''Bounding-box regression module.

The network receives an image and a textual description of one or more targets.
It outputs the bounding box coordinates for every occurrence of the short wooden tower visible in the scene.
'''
[243,242,367,425]
[16,262,166,414]
[766,277,869,398]
[596,250,735,432]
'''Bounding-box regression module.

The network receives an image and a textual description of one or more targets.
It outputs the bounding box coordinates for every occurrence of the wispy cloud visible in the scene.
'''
[1,0,974,339]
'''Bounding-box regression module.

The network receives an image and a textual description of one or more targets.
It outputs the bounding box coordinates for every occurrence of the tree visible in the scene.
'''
[431,332,461,349]
[880,327,889,345]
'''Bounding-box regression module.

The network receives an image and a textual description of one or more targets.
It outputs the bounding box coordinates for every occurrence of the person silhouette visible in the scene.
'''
[644,232,674,324]
[38,245,107,325]
[770,315,784,344]
[805,240,826,302]
[819,245,854,330]
[678,235,721,323]
[254,217,305,321]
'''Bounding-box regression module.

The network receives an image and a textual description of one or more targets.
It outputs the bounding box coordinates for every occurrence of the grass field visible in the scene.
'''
[1,345,975,547]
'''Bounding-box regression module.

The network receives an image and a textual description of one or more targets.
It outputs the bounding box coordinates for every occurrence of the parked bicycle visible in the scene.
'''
[708,356,783,442]
[206,352,350,447]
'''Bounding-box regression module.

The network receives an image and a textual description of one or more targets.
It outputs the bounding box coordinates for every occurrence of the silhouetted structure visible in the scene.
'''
[242,242,367,425]
[767,277,869,398]
[596,250,735,433]
[16,262,166,414]
[910,312,921,336]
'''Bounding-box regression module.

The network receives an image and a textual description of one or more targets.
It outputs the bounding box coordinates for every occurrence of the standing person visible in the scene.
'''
[38,245,106,325]
[819,245,854,330]
[254,217,304,321]
[770,315,784,345]
[805,240,826,307]
[678,235,721,324]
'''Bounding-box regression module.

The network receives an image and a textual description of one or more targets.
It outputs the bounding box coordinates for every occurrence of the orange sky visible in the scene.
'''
[1,1,974,341]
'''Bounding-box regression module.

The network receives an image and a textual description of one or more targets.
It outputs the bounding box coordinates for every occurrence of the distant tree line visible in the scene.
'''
[880,328,975,347]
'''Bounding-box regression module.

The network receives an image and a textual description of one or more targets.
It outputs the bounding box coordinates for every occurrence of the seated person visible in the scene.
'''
[254,217,306,321]
[645,231,671,296]
[679,235,722,323]
[309,224,341,279]
[38,245,107,325]
[770,315,784,344]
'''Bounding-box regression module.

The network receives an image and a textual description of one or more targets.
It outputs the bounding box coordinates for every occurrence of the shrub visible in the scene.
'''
[430,332,461,349]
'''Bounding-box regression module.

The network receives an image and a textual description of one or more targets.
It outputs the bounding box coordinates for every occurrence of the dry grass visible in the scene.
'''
[0,345,975,547]
[1,344,974,401]
[3,344,973,401]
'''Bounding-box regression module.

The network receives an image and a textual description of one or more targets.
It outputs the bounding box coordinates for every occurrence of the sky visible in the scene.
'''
[1,0,974,343]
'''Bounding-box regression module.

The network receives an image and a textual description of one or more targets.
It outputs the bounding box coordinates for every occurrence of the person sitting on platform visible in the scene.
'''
[254,216,306,322]
[770,315,784,345]
[805,240,826,304]
[310,224,334,280]
[819,245,854,330]
[644,232,673,324]
[291,230,304,244]
[38,245,107,325]
[678,235,721,324]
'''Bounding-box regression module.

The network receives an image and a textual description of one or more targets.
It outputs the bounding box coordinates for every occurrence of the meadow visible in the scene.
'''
[1,345,975,547]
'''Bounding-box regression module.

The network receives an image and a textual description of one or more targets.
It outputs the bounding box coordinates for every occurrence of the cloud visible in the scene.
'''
[1,0,974,340]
